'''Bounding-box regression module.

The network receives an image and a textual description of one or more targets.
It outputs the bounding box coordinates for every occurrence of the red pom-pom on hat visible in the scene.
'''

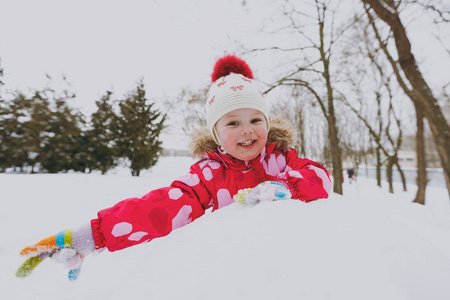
[211,54,254,83]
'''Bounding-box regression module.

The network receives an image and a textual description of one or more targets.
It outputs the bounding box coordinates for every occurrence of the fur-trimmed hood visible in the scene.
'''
[189,115,297,159]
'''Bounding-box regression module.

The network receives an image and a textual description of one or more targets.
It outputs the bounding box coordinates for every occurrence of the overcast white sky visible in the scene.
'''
[0,0,277,114]
[0,0,286,149]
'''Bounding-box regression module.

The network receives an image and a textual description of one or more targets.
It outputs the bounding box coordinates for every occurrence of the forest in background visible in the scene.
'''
[0,76,166,177]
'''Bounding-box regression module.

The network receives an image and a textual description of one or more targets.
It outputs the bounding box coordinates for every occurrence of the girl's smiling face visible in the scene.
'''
[215,108,268,161]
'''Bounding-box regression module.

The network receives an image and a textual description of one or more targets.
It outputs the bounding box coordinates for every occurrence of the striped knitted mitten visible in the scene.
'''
[16,224,95,281]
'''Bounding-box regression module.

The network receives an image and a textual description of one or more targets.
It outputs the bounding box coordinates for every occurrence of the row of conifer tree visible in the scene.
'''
[0,78,166,176]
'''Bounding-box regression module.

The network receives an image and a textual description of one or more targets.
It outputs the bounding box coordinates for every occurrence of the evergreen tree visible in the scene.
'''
[0,97,17,171]
[86,91,118,174]
[0,93,31,171]
[115,79,166,176]
[0,58,10,171]
[39,87,85,173]
[0,75,86,173]
[25,91,52,172]
[0,91,52,172]
[0,97,6,171]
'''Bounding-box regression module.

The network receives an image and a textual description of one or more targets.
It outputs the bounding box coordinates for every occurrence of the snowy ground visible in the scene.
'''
[1,156,450,300]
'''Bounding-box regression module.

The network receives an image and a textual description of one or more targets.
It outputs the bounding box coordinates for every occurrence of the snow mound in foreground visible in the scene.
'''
[88,195,450,300]
[2,158,450,300]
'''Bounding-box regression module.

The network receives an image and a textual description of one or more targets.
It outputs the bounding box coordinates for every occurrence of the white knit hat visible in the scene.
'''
[205,55,270,145]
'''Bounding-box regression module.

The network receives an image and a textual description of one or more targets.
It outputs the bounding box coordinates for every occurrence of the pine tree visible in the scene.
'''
[86,91,118,174]
[25,91,52,172]
[0,58,12,171]
[0,96,14,171]
[0,91,52,172]
[115,79,166,176]
[0,93,31,171]
[0,75,86,173]
[39,86,85,173]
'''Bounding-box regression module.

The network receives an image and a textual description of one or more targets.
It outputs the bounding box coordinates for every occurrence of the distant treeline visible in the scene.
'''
[0,78,166,176]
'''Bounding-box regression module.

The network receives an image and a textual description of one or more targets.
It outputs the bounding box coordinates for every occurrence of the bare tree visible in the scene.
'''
[339,112,373,179]
[255,0,346,194]
[362,0,450,197]
[343,92,406,193]
[271,87,327,160]
[364,5,428,203]
[164,87,208,137]
[340,15,407,193]
[403,0,450,23]
[271,88,308,156]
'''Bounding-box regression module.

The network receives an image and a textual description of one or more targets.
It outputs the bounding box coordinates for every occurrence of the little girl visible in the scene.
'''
[17,54,332,280]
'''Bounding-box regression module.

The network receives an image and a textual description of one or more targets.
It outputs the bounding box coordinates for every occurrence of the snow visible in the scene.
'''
[1,156,450,299]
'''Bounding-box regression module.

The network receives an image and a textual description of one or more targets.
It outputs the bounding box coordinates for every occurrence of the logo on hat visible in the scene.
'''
[230,85,244,91]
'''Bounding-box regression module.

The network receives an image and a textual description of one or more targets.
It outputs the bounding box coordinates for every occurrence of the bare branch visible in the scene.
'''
[403,0,450,23]
[265,78,329,118]
[338,92,390,157]
[250,46,314,53]
[365,6,417,102]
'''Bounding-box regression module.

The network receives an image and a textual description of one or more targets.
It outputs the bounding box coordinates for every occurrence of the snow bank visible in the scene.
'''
[1,157,450,299]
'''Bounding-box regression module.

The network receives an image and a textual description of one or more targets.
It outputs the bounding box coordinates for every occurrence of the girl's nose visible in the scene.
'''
[241,125,253,135]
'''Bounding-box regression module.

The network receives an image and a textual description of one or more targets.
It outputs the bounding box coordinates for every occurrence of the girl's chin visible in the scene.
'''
[234,149,262,161]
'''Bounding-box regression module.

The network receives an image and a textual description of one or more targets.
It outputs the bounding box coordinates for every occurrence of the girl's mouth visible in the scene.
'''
[239,140,255,146]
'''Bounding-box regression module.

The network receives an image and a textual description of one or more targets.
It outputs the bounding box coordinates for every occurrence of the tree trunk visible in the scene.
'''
[376,146,382,187]
[297,110,306,157]
[364,156,369,178]
[414,106,427,204]
[328,114,343,194]
[386,156,394,193]
[395,160,407,192]
[355,160,360,179]
[323,54,343,194]
[362,0,450,197]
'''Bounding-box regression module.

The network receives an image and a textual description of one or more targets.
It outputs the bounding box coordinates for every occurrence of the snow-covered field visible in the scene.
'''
[2,156,450,300]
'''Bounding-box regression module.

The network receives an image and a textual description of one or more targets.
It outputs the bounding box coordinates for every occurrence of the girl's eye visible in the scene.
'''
[227,121,238,126]
[251,118,262,124]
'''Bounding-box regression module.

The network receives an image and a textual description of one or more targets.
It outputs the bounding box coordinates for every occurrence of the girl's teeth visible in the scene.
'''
[241,140,254,146]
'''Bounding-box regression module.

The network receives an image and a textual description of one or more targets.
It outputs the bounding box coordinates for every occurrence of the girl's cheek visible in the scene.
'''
[223,133,232,143]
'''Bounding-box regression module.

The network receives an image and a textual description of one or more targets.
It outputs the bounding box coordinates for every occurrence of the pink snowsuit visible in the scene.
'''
[91,120,332,252]
[91,118,331,251]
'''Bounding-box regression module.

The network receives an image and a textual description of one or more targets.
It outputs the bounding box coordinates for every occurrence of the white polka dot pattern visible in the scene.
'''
[277,155,286,170]
[309,165,332,195]
[172,205,193,230]
[217,189,233,208]
[128,231,148,241]
[288,170,303,178]
[177,173,200,186]
[111,222,132,237]
[202,167,213,181]
[208,161,221,169]
[168,188,183,200]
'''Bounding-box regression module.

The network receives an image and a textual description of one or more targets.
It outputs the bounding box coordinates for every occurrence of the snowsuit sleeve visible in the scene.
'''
[91,165,212,252]
[275,149,332,202]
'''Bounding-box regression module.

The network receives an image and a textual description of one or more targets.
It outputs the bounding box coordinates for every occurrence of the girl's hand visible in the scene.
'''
[234,181,292,204]
[16,225,95,281]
